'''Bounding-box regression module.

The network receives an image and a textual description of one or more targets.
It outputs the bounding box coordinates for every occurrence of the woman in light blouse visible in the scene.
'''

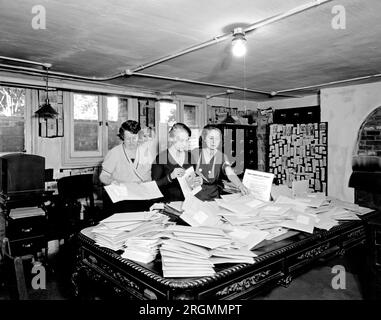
[100,120,157,212]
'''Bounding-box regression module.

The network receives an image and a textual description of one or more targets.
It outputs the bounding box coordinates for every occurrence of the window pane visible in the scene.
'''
[73,94,99,151]
[107,97,128,150]
[183,105,199,150]
[184,105,196,127]
[159,102,176,127]
[0,86,26,152]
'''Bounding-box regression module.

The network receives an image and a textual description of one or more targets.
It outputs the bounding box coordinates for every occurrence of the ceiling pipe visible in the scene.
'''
[0,63,125,81]
[130,0,333,73]
[0,0,333,98]
[0,55,52,69]
[131,72,271,95]
[275,73,381,94]
[0,62,296,97]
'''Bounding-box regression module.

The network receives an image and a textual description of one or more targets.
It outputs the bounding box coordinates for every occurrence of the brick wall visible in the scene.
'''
[357,106,381,156]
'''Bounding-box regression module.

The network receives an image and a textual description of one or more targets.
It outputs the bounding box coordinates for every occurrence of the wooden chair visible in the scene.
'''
[1,237,29,300]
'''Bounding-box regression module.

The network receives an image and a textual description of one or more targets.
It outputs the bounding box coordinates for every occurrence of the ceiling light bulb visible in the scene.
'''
[232,28,247,57]
[232,38,247,57]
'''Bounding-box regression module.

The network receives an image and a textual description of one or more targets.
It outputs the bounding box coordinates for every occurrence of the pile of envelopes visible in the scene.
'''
[88,189,374,278]
[160,225,256,277]
[176,191,374,242]
[91,211,171,254]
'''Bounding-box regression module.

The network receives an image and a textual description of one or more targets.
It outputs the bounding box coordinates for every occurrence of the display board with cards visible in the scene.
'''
[268,122,328,194]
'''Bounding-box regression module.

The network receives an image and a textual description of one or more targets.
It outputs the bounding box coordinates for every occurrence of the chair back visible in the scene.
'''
[1,237,29,300]
[57,174,95,207]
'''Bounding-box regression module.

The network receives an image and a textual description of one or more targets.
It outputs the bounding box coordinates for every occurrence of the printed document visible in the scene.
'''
[242,169,274,201]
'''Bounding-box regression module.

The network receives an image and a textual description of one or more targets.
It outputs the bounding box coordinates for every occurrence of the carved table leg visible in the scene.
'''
[278,275,293,288]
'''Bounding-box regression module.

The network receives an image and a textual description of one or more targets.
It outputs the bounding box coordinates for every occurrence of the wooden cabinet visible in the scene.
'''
[5,215,47,257]
[215,124,257,175]
[369,215,381,270]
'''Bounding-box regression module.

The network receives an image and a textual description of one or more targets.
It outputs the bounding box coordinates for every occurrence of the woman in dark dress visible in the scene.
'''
[151,123,202,202]
[194,124,250,201]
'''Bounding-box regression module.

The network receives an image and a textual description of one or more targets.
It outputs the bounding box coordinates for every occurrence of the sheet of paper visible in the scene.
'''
[242,169,274,202]
[355,206,375,216]
[177,166,202,197]
[220,193,242,201]
[270,184,293,200]
[227,227,269,249]
[281,219,315,234]
[180,209,222,227]
[292,180,310,197]
[104,181,163,202]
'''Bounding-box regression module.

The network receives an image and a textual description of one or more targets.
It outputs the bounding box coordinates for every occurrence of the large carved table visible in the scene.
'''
[71,211,378,300]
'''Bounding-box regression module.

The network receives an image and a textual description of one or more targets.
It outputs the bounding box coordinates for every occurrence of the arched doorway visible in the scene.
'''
[349,106,381,210]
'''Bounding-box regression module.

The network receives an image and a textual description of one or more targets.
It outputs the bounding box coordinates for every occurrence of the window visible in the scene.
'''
[107,96,128,150]
[73,93,100,153]
[183,104,200,150]
[63,92,130,166]
[158,101,178,153]
[159,101,177,127]
[0,86,28,153]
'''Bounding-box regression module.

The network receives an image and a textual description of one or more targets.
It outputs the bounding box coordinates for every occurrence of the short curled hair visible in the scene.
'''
[199,124,222,147]
[117,120,141,140]
[168,122,191,138]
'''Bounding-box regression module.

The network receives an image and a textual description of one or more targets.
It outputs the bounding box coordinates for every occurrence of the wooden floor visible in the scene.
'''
[1,244,379,300]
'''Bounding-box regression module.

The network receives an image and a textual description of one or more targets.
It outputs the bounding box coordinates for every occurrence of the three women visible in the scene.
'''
[100,120,249,212]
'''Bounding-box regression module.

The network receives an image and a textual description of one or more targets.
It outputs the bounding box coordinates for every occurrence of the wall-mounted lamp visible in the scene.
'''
[232,27,247,58]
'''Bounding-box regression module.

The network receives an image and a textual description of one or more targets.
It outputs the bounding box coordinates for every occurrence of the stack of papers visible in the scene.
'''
[214,190,373,236]
[91,211,171,251]
[225,227,269,250]
[180,196,223,227]
[160,239,215,278]
[9,206,45,219]
[160,225,238,277]
[215,194,291,239]
[91,226,130,251]
[210,247,256,264]
[319,207,361,221]
[122,237,161,264]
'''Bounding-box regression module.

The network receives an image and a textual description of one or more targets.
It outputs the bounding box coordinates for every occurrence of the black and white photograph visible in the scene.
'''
[1,0,381,311]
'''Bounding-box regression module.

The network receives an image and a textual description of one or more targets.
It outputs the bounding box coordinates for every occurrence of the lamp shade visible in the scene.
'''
[35,100,58,118]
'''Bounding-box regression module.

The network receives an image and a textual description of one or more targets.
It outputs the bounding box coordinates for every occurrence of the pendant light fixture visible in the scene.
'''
[35,64,58,118]
[221,91,236,124]
[232,27,247,58]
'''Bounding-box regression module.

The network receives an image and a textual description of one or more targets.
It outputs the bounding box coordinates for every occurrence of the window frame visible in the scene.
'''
[179,98,206,150]
[0,86,32,156]
[62,92,133,166]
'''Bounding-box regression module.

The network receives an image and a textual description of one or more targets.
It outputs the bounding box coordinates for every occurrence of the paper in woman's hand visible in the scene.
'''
[177,167,202,197]
[104,181,163,203]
